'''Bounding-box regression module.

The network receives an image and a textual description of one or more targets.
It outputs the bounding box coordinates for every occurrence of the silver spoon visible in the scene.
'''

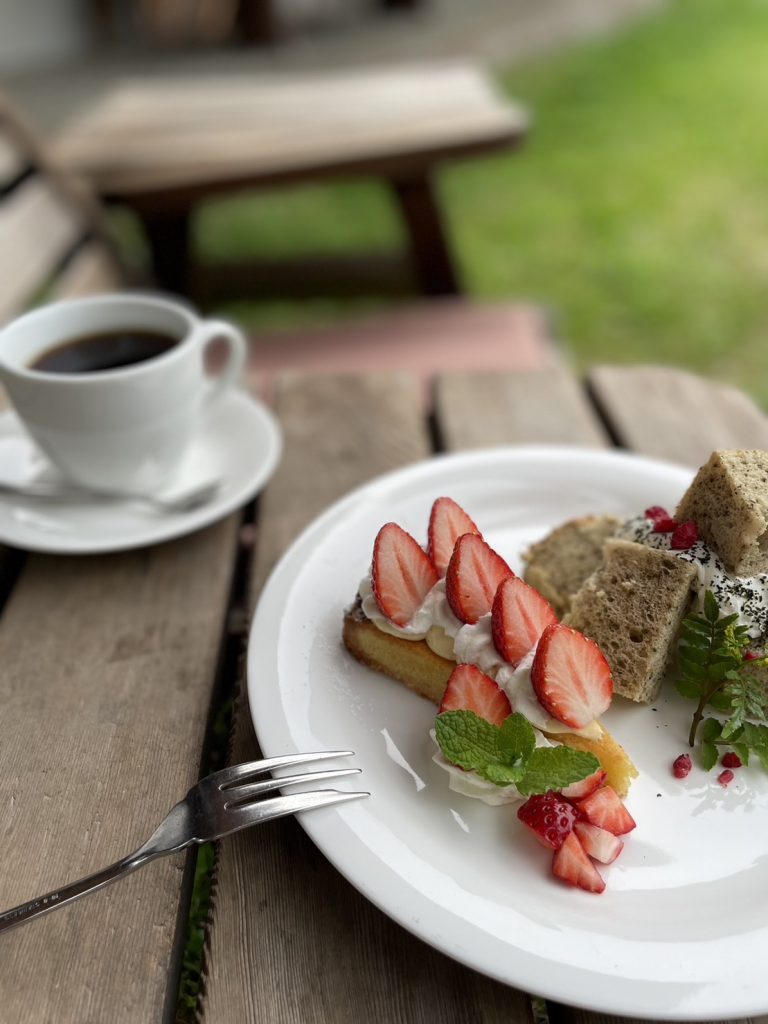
[0,478,221,514]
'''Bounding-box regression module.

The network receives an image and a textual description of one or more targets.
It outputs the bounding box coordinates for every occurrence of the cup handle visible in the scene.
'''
[197,320,247,404]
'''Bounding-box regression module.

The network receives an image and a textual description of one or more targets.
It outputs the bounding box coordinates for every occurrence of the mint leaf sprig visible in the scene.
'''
[435,710,599,797]
[675,590,768,759]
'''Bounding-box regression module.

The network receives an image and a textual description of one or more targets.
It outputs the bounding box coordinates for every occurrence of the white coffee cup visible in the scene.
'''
[0,293,247,492]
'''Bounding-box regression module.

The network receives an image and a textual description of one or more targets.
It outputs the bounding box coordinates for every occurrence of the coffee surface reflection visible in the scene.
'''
[29,329,177,374]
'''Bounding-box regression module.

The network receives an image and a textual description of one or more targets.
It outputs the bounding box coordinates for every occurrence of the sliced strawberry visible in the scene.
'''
[552,832,605,894]
[559,767,607,801]
[573,821,624,864]
[445,534,514,624]
[439,664,512,726]
[427,497,481,576]
[530,623,613,729]
[517,792,577,850]
[371,522,439,627]
[575,785,636,836]
[491,576,558,667]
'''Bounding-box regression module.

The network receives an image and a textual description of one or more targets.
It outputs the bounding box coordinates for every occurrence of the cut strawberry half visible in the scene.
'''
[445,533,514,624]
[439,664,512,726]
[552,832,606,894]
[530,623,613,729]
[573,821,624,864]
[371,522,439,627]
[575,785,636,836]
[517,792,577,850]
[491,576,558,667]
[427,497,481,576]
[559,767,607,801]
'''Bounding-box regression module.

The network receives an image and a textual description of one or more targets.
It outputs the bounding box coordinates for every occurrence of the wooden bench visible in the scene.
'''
[1,92,555,382]
[0,100,124,324]
[52,64,528,301]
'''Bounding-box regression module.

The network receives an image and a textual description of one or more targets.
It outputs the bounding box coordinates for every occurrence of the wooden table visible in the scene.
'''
[52,65,527,300]
[1,363,767,1024]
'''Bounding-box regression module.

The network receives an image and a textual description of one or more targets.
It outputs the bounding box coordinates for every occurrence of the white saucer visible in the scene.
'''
[0,390,282,554]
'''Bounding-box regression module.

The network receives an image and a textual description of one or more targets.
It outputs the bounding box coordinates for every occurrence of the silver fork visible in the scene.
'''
[0,751,367,935]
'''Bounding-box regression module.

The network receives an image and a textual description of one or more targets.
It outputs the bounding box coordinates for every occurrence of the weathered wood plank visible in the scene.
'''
[0,176,84,323]
[436,367,609,449]
[589,365,768,466]
[55,65,527,198]
[0,515,241,1022]
[201,372,534,1024]
[52,239,123,299]
[0,131,24,186]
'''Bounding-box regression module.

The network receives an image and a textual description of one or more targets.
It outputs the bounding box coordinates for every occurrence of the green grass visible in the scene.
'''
[193,0,768,402]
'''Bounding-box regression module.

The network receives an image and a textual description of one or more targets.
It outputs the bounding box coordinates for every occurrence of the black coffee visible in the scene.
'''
[30,329,177,374]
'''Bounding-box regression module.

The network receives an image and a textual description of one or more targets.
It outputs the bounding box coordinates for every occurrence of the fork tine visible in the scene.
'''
[210,789,369,841]
[223,767,361,806]
[213,751,355,789]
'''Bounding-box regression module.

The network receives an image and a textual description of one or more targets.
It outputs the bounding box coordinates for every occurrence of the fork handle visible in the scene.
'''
[0,850,157,935]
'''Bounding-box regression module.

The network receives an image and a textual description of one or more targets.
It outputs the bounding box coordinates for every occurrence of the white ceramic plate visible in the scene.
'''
[248,447,768,1020]
[0,389,281,554]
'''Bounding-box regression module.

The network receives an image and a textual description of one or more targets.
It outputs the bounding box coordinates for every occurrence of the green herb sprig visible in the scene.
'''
[435,710,599,796]
[675,590,768,765]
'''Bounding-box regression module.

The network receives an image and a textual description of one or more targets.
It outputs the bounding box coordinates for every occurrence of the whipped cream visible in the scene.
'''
[618,515,768,642]
[358,575,462,656]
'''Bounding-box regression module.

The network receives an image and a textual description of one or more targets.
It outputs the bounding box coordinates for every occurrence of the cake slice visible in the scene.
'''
[523,516,621,617]
[564,539,697,703]
[675,450,768,576]
[344,602,636,795]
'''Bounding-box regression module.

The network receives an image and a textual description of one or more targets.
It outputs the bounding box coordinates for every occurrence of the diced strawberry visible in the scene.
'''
[718,769,735,787]
[371,522,439,627]
[517,792,577,850]
[721,752,742,769]
[575,785,636,836]
[645,506,677,533]
[670,520,698,550]
[491,576,558,667]
[439,664,512,726]
[445,534,514,625]
[552,832,606,894]
[530,623,613,729]
[573,821,624,864]
[427,497,481,576]
[560,767,607,801]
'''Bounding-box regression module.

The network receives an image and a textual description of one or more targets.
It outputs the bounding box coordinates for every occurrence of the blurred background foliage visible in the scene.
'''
[193,0,768,401]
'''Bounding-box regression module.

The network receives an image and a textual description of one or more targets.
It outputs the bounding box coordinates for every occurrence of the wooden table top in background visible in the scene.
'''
[1,363,767,1024]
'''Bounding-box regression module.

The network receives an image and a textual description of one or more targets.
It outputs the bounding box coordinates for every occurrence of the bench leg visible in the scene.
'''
[141,210,192,297]
[390,173,462,297]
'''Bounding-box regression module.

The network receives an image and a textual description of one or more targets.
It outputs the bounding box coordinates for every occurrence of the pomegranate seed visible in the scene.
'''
[744,650,760,661]
[721,752,742,769]
[645,506,677,532]
[672,753,692,779]
[718,769,735,787]
[671,521,699,550]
